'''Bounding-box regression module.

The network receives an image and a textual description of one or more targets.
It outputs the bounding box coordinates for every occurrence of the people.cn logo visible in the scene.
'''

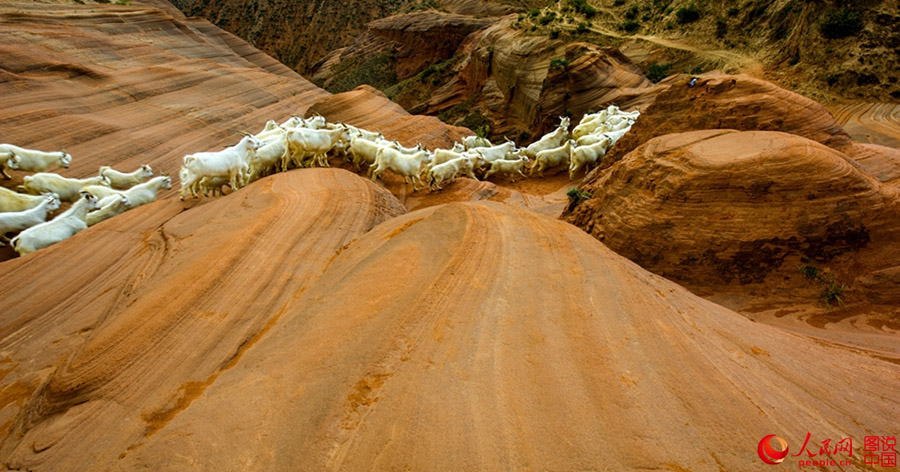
[758,435,790,465]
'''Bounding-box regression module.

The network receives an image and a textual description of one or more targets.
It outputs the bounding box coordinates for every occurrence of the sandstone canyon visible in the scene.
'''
[1,0,899,471]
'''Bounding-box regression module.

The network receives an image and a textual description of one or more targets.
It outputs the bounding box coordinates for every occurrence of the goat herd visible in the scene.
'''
[0,105,638,257]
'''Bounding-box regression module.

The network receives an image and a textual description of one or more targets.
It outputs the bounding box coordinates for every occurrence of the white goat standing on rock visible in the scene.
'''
[370,146,432,191]
[1,144,72,174]
[522,116,570,159]
[180,135,262,200]
[11,191,100,256]
[0,187,48,213]
[0,193,61,246]
[20,173,110,202]
[86,194,131,227]
[99,165,153,190]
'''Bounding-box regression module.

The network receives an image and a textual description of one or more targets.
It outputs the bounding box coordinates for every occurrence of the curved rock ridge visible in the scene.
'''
[86,201,900,471]
[595,74,900,185]
[0,1,328,200]
[0,169,406,470]
[564,130,900,306]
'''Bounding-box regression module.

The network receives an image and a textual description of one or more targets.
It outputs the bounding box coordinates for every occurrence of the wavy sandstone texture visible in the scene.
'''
[37,201,897,471]
[599,74,900,184]
[0,169,406,470]
[0,0,328,200]
[565,130,900,308]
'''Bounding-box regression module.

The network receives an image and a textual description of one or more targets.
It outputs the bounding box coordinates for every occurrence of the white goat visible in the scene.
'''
[20,173,109,202]
[431,148,473,167]
[282,127,343,169]
[483,156,530,182]
[348,136,388,172]
[86,194,131,227]
[0,194,61,245]
[304,115,327,130]
[247,139,287,182]
[99,165,153,190]
[181,135,262,199]
[531,140,574,177]
[345,124,383,142]
[462,136,491,149]
[370,147,432,191]
[522,116,570,158]
[602,126,632,148]
[472,141,517,165]
[124,176,172,207]
[254,120,281,141]
[81,184,123,200]
[11,192,100,256]
[569,137,612,180]
[0,144,72,173]
[428,156,476,191]
[0,187,47,213]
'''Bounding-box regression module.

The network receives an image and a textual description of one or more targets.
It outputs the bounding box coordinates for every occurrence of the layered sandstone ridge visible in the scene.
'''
[0,169,406,470]
[86,202,900,470]
[598,74,900,185]
[565,130,900,309]
[0,0,328,201]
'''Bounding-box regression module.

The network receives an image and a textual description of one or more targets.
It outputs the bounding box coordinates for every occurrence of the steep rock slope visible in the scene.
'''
[0,0,328,200]
[318,14,656,141]
[169,0,409,73]
[0,169,406,470]
[311,11,494,93]
[565,129,900,313]
[89,201,900,470]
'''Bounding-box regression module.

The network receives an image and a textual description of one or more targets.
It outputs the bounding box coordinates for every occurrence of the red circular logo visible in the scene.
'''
[758,435,790,465]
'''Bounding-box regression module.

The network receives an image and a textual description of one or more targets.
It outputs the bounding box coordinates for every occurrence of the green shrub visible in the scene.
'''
[538,14,555,25]
[821,9,863,39]
[458,111,492,136]
[528,8,541,17]
[550,58,570,69]
[549,28,560,39]
[613,0,626,6]
[819,280,846,307]
[620,19,640,32]
[727,6,739,16]
[715,18,727,38]
[646,62,671,83]
[625,4,639,20]
[799,264,820,280]
[675,4,701,24]
[567,188,593,205]
[576,21,589,33]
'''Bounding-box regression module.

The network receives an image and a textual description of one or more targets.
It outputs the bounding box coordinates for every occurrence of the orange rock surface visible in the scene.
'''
[0,169,406,470]
[0,0,328,200]
[565,129,900,311]
[601,74,900,185]
[13,200,892,471]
